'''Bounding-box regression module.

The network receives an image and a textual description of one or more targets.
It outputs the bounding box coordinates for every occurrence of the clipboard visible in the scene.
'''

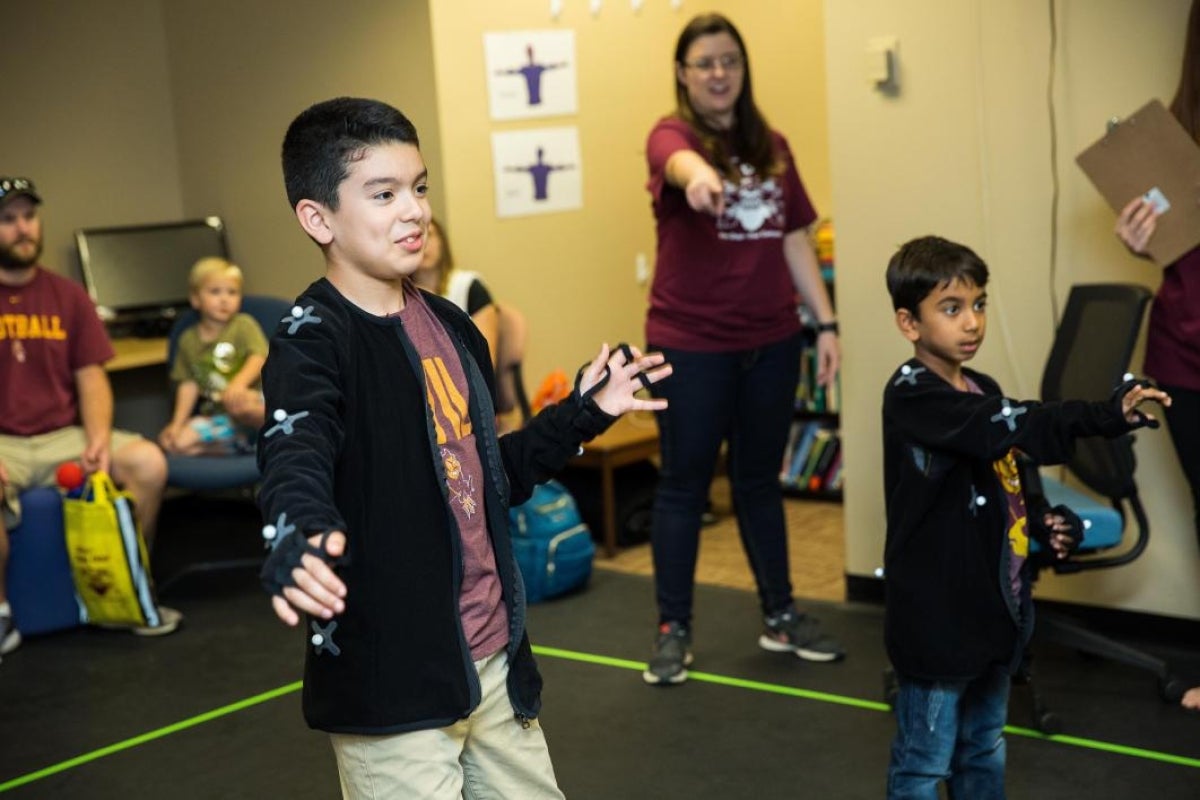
[1076,99,1200,267]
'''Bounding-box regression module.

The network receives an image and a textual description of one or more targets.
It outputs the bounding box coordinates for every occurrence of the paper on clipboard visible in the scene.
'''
[1076,99,1200,266]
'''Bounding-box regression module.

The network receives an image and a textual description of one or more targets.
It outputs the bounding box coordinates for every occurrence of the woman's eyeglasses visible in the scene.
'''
[683,54,744,75]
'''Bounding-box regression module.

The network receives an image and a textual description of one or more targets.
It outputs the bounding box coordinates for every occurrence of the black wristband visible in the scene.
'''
[815,321,839,335]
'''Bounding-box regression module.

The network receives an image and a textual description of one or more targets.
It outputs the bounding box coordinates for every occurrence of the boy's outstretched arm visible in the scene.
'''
[577,343,672,416]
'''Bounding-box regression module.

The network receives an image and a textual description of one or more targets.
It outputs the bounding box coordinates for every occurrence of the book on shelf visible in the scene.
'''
[797,428,835,487]
[806,436,841,492]
[782,421,821,484]
[825,449,844,492]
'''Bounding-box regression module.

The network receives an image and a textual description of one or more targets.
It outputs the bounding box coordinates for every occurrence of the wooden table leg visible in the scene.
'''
[600,454,617,558]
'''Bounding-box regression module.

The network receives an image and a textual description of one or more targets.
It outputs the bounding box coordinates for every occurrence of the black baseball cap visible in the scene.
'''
[0,177,41,207]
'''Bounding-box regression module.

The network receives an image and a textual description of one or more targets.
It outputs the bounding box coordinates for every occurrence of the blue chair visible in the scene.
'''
[156,294,292,594]
[1019,283,1187,733]
[6,488,82,635]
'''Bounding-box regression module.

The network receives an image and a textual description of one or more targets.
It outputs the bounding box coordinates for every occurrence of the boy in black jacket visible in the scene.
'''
[257,97,671,799]
[881,236,1169,799]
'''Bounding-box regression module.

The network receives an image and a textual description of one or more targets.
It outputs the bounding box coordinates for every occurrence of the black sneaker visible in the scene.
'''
[643,621,693,685]
[758,606,845,662]
[0,610,21,660]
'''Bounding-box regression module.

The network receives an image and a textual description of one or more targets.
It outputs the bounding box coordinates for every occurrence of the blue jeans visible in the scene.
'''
[648,334,803,625]
[887,665,1010,799]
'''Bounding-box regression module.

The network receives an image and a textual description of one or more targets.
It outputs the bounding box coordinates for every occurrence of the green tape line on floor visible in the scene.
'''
[532,644,1200,770]
[4,647,1198,794]
[0,681,303,793]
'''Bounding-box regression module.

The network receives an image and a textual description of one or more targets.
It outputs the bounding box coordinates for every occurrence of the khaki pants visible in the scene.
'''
[330,650,564,800]
[0,427,143,529]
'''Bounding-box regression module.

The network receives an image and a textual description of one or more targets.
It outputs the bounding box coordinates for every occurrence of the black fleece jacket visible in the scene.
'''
[257,278,614,734]
[881,359,1133,681]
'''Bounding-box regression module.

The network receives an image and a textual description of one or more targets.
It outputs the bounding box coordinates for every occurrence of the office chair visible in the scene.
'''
[155,294,292,594]
[1018,282,1187,734]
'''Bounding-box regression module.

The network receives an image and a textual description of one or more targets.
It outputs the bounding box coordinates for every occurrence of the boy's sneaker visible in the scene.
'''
[0,611,21,659]
[758,606,845,662]
[643,621,693,685]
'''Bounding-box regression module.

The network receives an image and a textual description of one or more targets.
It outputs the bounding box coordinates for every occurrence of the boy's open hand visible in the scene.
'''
[1042,510,1078,560]
[578,343,672,417]
[1119,380,1171,427]
[271,531,348,626]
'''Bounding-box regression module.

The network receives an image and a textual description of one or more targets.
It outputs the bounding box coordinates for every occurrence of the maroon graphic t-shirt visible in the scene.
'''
[397,285,509,660]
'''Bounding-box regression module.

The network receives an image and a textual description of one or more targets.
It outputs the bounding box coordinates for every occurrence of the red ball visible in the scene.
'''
[56,461,85,491]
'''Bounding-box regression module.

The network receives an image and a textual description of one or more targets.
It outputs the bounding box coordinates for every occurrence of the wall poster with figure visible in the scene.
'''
[491,126,583,218]
[484,29,578,120]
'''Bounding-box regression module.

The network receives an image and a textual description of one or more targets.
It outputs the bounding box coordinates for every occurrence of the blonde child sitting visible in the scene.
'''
[159,257,268,455]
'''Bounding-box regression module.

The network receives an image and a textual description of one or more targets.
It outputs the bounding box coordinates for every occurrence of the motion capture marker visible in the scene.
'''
[263,511,295,551]
[282,305,322,334]
[264,409,310,438]
[873,567,885,578]
[893,364,925,387]
[310,620,341,656]
[1123,373,1134,382]
[1084,519,1092,530]
[989,399,1027,431]
[969,486,987,516]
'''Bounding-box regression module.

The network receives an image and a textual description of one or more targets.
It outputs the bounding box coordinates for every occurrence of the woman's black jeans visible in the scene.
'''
[648,332,804,626]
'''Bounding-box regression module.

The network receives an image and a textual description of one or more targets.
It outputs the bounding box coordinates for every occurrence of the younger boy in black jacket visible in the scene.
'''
[881,236,1169,799]
[256,97,671,799]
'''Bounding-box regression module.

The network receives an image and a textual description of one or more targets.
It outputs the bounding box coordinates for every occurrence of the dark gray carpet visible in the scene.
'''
[2,496,1199,798]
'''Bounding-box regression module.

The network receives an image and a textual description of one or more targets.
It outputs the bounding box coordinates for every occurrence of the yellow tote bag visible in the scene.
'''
[63,471,160,627]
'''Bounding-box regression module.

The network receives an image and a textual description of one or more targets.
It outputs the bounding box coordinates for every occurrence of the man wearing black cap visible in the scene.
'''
[0,177,180,658]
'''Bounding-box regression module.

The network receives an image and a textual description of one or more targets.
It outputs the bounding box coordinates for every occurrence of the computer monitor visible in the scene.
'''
[75,217,229,335]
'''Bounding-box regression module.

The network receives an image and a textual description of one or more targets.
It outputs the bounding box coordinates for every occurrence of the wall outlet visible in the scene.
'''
[635,253,650,285]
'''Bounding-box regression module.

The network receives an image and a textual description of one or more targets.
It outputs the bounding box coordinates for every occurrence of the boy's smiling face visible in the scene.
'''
[896,277,987,382]
[306,141,431,298]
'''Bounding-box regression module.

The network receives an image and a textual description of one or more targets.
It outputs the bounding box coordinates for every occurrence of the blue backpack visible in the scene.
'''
[508,480,595,603]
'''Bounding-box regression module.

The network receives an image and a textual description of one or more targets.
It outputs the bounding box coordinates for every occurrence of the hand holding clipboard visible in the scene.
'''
[1076,99,1200,266]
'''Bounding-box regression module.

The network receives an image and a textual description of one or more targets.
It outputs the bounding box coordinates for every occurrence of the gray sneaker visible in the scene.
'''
[97,606,183,637]
[643,621,693,685]
[758,606,845,662]
[0,611,21,660]
[133,606,183,637]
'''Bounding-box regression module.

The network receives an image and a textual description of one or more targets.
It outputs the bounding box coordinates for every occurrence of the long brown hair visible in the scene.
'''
[428,217,456,297]
[1171,0,1200,140]
[672,14,780,179]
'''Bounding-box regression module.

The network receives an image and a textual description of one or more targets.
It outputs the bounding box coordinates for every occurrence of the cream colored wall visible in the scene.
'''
[0,0,184,281]
[427,0,829,385]
[827,0,1200,619]
[161,0,446,299]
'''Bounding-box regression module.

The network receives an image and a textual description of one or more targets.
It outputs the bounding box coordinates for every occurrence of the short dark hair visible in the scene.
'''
[281,97,419,210]
[886,236,989,316]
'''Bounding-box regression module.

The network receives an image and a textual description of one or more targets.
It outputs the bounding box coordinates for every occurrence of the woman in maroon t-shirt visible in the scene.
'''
[1113,0,1200,711]
[640,13,844,686]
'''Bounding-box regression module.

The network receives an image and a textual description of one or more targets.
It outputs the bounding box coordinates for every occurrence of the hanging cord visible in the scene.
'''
[973,0,1026,396]
[1047,0,1061,325]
